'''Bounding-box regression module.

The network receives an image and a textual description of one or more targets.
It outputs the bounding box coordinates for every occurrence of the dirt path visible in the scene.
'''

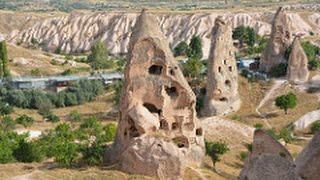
[255,79,287,128]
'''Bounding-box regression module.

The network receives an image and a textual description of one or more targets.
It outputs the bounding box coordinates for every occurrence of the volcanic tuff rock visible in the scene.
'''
[104,10,204,179]
[202,17,240,116]
[287,36,309,84]
[239,130,320,180]
[260,7,292,73]
[7,10,319,58]
[295,132,320,180]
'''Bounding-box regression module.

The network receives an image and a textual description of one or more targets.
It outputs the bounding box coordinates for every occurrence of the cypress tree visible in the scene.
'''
[0,41,10,77]
[187,36,203,60]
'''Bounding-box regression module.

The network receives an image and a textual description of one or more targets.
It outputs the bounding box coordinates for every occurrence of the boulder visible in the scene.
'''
[295,132,320,180]
[104,10,205,179]
[260,7,292,73]
[287,36,309,84]
[202,17,240,116]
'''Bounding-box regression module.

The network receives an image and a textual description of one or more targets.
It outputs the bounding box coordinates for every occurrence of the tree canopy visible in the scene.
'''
[275,92,297,114]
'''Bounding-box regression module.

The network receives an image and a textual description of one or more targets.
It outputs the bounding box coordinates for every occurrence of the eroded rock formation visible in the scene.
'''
[295,132,320,180]
[239,130,320,180]
[260,7,292,73]
[202,17,240,116]
[287,36,309,84]
[104,10,204,179]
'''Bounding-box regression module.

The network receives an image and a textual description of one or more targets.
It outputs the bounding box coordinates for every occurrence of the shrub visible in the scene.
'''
[254,123,263,130]
[1,116,15,130]
[240,151,248,161]
[15,115,34,127]
[68,110,82,121]
[110,80,123,106]
[0,141,14,163]
[269,63,287,77]
[174,41,189,57]
[275,92,297,114]
[308,59,320,70]
[81,143,104,165]
[310,120,320,134]
[45,112,60,123]
[103,123,117,142]
[0,101,13,116]
[279,128,293,145]
[182,58,204,78]
[205,140,229,169]
[266,129,279,140]
[13,140,44,162]
[30,68,41,76]
[245,143,253,152]
[51,137,78,167]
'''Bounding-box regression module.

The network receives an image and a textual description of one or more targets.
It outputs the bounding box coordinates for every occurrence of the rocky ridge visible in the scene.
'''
[7,11,320,58]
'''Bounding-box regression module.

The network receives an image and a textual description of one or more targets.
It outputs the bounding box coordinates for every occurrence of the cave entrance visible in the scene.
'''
[143,103,162,115]
[148,65,163,75]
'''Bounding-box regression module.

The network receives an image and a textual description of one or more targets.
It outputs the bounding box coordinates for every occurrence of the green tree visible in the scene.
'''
[182,58,204,78]
[13,140,44,162]
[88,41,114,70]
[174,41,189,57]
[111,80,123,106]
[0,41,10,77]
[308,60,320,70]
[187,36,203,60]
[103,123,117,142]
[51,137,78,167]
[246,27,256,47]
[205,141,229,169]
[279,128,293,145]
[233,26,247,47]
[275,92,297,114]
[270,63,287,77]
[81,142,104,165]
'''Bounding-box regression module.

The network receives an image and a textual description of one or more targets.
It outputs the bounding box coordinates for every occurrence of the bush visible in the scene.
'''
[81,143,104,165]
[254,123,263,130]
[1,116,15,130]
[269,63,287,77]
[187,36,203,60]
[279,128,293,145]
[45,112,60,123]
[174,41,189,57]
[183,58,204,78]
[0,141,14,163]
[310,120,320,134]
[15,115,34,127]
[266,129,279,140]
[205,140,229,169]
[103,123,117,142]
[13,140,44,162]
[245,143,252,152]
[308,59,320,70]
[51,137,78,167]
[0,101,13,115]
[110,80,123,106]
[68,110,82,121]
[240,151,248,161]
[275,92,297,114]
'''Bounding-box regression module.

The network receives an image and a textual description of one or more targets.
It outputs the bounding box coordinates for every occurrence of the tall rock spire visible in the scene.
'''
[260,7,292,73]
[202,17,240,116]
[105,10,204,179]
[287,36,309,84]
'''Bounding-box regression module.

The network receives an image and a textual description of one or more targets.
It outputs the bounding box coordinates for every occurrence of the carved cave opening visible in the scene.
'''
[127,117,141,138]
[160,119,169,130]
[228,66,232,72]
[165,86,178,98]
[143,103,162,116]
[196,128,203,136]
[149,65,163,75]
[173,136,189,148]
[225,80,231,88]
[219,97,228,102]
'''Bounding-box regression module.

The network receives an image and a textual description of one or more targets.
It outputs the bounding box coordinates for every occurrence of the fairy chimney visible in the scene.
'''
[202,17,240,116]
[287,36,309,84]
[260,7,292,73]
[104,10,205,179]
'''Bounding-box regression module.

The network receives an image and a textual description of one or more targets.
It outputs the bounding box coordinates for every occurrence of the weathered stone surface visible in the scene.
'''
[287,36,309,84]
[250,129,293,161]
[260,7,292,73]
[239,155,297,180]
[104,10,204,179]
[295,132,320,180]
[202,17,240,116]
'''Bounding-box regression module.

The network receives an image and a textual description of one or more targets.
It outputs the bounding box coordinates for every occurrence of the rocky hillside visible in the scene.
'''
[7,11,320,58]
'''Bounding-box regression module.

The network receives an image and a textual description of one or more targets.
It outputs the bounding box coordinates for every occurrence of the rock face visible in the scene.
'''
[104,10,204,179]
[260,7,292,73]
[239,130,320,180]
[202,17,240,116]
[287,36,309,84]
[7,10,318,58]
[295,132,320,180]
[294,109,320,130]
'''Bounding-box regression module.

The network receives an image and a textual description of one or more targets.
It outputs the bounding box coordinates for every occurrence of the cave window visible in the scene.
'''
[143,103,162,115]
[170,69,175,76]
[225,80,231,88]
[173,136,189,148]
[228,66,232,72]
[219,97,228,102]
[148,65,163,75]
[165,86,178,98]
[196,128,203,136]
[160,119,169,130]
[218,66,222,73]
[128,118,140,138]
[172,122,178,130]
[224,60,227,65]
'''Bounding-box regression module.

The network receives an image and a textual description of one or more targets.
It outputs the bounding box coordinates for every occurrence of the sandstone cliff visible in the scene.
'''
[7,11,319,58]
